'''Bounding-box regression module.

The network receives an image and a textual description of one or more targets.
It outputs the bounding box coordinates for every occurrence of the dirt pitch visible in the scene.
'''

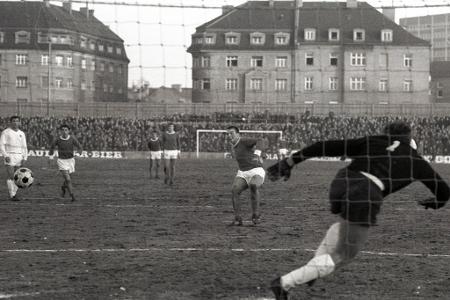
[0,158,449,300]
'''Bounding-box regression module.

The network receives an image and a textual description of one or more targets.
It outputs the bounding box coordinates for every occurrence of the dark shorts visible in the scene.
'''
[329,168,384,226]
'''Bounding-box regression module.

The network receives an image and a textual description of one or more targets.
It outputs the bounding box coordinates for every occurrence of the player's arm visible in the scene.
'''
[176,134,181,156]
[414,158,450,209]
[21,132,28,162]
[48,138,57,159]
[0,131,8,159]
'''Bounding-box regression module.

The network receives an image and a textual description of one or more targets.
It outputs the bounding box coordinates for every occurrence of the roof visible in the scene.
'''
[188,1,429,52]
[431,61,450,79]
[0,1,122,42]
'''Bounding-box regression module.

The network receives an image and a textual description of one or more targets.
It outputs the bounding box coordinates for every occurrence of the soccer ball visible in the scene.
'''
[14,168,34,189]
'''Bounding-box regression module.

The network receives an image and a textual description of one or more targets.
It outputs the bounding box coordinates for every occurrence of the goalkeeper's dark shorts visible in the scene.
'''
[329,168,384,226]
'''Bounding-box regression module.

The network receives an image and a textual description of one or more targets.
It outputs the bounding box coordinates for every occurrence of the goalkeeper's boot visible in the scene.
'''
[70,193,77,202]
[271,277,288,300]
[252,214,261,225]
[230,216,243,226]
[60,185,66,198]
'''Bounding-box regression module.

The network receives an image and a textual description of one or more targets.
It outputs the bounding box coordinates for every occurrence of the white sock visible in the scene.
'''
[7,179,17,197]
[281,254,335,290]
[315,222,340,257]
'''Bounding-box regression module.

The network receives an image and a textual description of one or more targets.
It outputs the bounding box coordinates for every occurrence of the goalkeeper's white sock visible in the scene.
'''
[7,179,17,197]
[315,222,340,256]
[281,254,335,291]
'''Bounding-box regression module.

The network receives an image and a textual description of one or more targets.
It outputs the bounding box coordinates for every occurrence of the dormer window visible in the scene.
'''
[381,29,393,42]
[99,44,104,51]
[90,41,96,50]
[304,28,316,41]
[194,37,203,44]
[0,32,4,43]
[116,47,122,55]
[204,34,216,44]
[353,29,365,42]
[15,31,30,44]
[329,28,340,41]
[80,36,87,48]
[107,46,113,53]
[274,32,290,45]
[38,32,49,43]
[250,32,265,45]
[225,32,240,45]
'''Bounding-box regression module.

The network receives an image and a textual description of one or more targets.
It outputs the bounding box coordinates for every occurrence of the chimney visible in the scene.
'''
[43,0,50,8]
[89,9,94,18]
[269,0,274,8]
[382,8,396,23]
[62,0,72,14]
[222,5,233,15]
[296,0,303,8]
[347,0,358,8]
[80,7,89,19]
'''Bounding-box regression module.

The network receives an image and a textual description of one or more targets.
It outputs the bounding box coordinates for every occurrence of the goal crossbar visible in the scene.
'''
[196,129,283,158]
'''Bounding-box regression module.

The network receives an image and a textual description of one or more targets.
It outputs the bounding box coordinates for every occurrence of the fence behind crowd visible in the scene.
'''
[2,102,450,118]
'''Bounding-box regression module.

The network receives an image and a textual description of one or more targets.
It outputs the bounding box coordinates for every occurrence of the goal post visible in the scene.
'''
[196,129,283,158]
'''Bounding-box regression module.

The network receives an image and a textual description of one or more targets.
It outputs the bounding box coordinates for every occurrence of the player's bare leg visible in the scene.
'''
[149,159,154,179]
[154,159,160,179]
[163,159,169,184]
[61,171,76,201]
[275,219,369,295]
[168,158,176,185]
[249,175,264,224]
[5,165,19,201]
[230,177,247,226]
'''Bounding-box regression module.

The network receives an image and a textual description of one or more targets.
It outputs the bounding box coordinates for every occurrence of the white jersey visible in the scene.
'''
[0,128,28,160]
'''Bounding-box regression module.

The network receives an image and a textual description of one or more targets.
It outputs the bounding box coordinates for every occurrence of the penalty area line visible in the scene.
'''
[2,247,450,258]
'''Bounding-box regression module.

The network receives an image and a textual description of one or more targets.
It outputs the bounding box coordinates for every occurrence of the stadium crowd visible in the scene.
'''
[1,113,450,156]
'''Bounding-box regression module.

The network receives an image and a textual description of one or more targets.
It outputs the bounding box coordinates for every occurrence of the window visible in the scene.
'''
[404,54,413,67]
[109,63,114,73]
[90,60,96,71]
[117,65,123,74]
[67,79,73,89]
[329,28,340,41]
[90,41,96,50]
[350,77,366,91]
[379,79,388,92]
[16,54,27,65]
[41,76,48,88]
[329,77,338,90]
[304,28,316,41]
[193,57,200,68]
[250,33,265,45]
[353,29,365,41]
[107,46,113,53]
[55,77,63,88]
[379,53,388,67]
[194,37,203,44]
[81,59,86,69]
[67,56,73,68]
[16,77,28,88]
[403,80,413,92]
[275,56,287,68]
[81,80,86,90]
[201,79,210,90]
[201,56,210,68]
[116,47,122,55]
[41,55,49,66]
[250,56,263,67]
[80,36,87,48]
[330,53,338,66]
[304,77,313,90]
[118,87,123,94]
[90,81,95,91]
[15,31,30,44]
[0,32,4,43]
[275,79,287,91]
[305,53,314,66]
[225,33,240,45]
[274,32,290,45]
[226,56,238,67]
[98,44,104,52]
[437,89,444,98]
[350,52,366,66]
[250,78,263,91]
[55,55,64,67]
[204,35,215,44]
[225,78,238,90]
[103,83,108,92]
[381,29,393,42]
[38,32,49,43]
[100,62,105,72]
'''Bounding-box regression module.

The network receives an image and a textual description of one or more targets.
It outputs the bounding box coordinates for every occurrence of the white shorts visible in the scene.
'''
[163,150,179,159]
[57,158,75,174]
[278,148,288,156]
[4,153,24,167]
[236,167,266,187]
[150,151,162,160]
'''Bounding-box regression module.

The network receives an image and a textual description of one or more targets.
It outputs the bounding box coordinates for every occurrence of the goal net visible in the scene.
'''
[196,129,283,159]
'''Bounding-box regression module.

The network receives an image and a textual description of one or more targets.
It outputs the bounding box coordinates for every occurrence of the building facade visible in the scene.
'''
[188,0,431,104]
[0,0,129,103]
[400,14,450,62]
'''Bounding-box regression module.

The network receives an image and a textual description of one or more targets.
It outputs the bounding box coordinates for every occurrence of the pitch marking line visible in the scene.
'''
[0,292,41,299]
[1,247,450,258]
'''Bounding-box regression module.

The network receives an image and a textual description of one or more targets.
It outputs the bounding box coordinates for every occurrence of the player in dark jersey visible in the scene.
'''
[226,126,266,226]
[148,130,162,179]
[49,124,83,202]
[267,121,450,300]
[161,123,181,185]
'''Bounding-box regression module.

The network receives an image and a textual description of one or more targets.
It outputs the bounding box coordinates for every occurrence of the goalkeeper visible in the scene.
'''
[267,121,449,300]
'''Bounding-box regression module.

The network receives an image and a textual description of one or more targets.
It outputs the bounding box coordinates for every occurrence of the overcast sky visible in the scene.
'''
[47,0,450,88]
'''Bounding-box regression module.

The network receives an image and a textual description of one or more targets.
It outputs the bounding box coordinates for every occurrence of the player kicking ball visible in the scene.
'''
[267,121,449,300]
[226,126,266,226]
[48,124,83,202]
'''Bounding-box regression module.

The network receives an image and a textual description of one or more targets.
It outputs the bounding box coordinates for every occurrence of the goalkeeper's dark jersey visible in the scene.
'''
[291,135,450,203]
[232,137,263,171]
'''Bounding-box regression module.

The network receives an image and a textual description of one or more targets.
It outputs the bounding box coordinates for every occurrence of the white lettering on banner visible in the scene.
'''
[23,150,123,159]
